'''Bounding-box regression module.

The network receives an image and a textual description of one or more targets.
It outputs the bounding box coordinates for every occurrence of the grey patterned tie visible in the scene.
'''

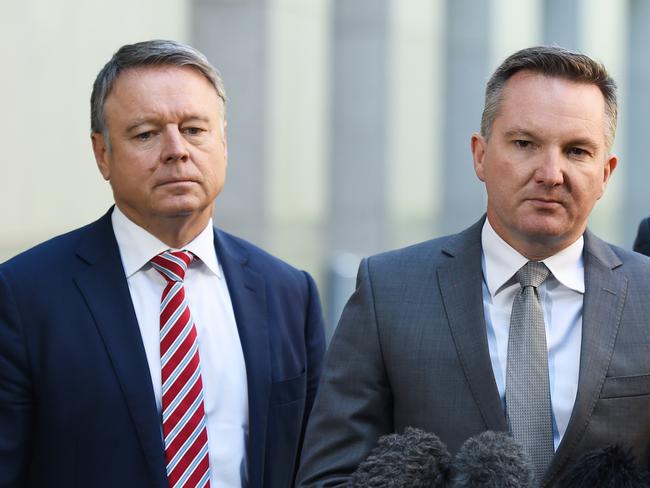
[506,261,554,486]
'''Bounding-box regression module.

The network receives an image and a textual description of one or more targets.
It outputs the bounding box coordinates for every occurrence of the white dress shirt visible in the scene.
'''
[111,206,249,487]
[481,219,584,450]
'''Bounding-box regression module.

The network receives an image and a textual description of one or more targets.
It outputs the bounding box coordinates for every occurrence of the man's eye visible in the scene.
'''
[183,127,204,136]
[514,140,532,149]
[135,131,153,141]
[567,147,588,157]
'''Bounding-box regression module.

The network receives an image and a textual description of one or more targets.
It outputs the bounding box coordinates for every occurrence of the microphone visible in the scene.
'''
[349,426,451,488]
[448,431,534,488]
[555,444,649,488]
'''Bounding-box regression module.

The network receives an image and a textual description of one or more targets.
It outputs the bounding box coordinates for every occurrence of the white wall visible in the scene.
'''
[0,0,188,261]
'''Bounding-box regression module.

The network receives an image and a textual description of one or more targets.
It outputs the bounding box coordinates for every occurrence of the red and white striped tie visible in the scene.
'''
[151,250,210,488]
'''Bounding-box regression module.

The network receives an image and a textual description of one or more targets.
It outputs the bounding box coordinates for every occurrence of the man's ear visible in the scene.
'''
[91,132,111,181]
[471,133,487,182]
[597,153,618,199]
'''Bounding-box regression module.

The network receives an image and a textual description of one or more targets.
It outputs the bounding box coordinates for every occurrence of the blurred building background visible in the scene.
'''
[1,0,644,338]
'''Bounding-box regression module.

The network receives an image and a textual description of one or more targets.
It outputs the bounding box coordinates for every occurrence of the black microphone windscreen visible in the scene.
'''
[556,445,647,488]
[449,431,534,488]
[349,426,451,488]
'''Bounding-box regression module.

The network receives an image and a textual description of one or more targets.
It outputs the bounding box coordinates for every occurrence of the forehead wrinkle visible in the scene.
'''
[107,67,222,109]
[498,74,608,147]
[497,107,604,145]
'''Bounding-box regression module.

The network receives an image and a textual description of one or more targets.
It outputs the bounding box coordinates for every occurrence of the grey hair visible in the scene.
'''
[481,45,618,149]
[90,39,226,143]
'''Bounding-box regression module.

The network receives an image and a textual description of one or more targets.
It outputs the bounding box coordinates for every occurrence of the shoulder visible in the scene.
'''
[364,237,450,276]
[586,231,650,282]
[363,221,483,278]
[609,243,650,274]
[0,213,114,307]
[0,215,109,278]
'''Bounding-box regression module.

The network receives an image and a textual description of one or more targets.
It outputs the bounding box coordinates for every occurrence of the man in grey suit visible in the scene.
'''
[297,46,650,487]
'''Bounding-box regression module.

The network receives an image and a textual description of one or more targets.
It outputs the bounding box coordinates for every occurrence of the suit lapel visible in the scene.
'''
[73,211,167,487]
[213,229,270,488]
[437,218,507,432]
[544,231,627,486]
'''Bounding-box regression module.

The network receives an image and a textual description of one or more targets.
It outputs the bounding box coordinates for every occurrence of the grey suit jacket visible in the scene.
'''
[296,218,650,487]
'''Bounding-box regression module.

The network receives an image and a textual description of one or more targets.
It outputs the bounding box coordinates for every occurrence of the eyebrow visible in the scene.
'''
[503,128,599,150]
[125,118,156,134]
[503,129,536,139]
[565,137,599,151]
[125,115,212,134]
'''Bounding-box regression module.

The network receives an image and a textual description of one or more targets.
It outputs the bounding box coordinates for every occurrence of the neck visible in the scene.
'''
[153,219,208,248]
[512,235,580,261]
[485,215,584,262]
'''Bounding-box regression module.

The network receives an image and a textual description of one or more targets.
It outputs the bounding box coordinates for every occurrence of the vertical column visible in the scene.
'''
[266,0,330,277]
[388,0,443,250]
[543,0,580,49]
[192,0,269,245]
[328,0,390,257]
[440,0,491,234]
[490,0,542,67]
[327,0,390,336]
[625,0,650,245]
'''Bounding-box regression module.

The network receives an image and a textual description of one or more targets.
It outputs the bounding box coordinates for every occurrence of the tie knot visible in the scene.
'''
[516,261,549,288]
[151,250,194,282]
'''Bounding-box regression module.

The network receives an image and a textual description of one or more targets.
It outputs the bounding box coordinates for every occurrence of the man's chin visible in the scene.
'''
[518,214,570,238]
[155,202,211,220]
[518,220,583,249]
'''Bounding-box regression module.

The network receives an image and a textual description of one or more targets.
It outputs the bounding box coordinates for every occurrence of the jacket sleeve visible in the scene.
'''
[296,258,393,487]
[0,268,33,487]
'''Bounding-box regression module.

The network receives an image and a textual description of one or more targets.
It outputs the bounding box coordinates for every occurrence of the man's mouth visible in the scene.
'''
[527,198,563,209]
[157,178,197,187]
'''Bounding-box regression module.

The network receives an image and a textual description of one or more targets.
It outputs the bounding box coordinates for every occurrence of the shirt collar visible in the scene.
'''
[111,205,222,279]
[481,218,585,296]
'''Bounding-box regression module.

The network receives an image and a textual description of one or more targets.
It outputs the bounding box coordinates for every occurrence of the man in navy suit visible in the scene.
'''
[0,40,325,488]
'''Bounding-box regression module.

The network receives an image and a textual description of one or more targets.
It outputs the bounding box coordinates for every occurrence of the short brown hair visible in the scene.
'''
[481,46,617,149]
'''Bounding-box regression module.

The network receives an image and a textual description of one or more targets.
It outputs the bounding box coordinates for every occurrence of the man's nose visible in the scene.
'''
[535,149,564,186]
[160,127,190,163]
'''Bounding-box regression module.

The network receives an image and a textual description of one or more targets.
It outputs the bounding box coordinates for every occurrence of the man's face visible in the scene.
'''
[471,70,617,259]
[92,65,227,235]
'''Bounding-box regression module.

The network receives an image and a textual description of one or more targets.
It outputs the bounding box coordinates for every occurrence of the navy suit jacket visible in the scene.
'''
[0,209,326,487]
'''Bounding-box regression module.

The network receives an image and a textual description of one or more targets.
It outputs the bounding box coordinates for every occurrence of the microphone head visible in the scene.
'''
[448,431,534,488]
[349,427,451,488]
[556,445,647,488]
